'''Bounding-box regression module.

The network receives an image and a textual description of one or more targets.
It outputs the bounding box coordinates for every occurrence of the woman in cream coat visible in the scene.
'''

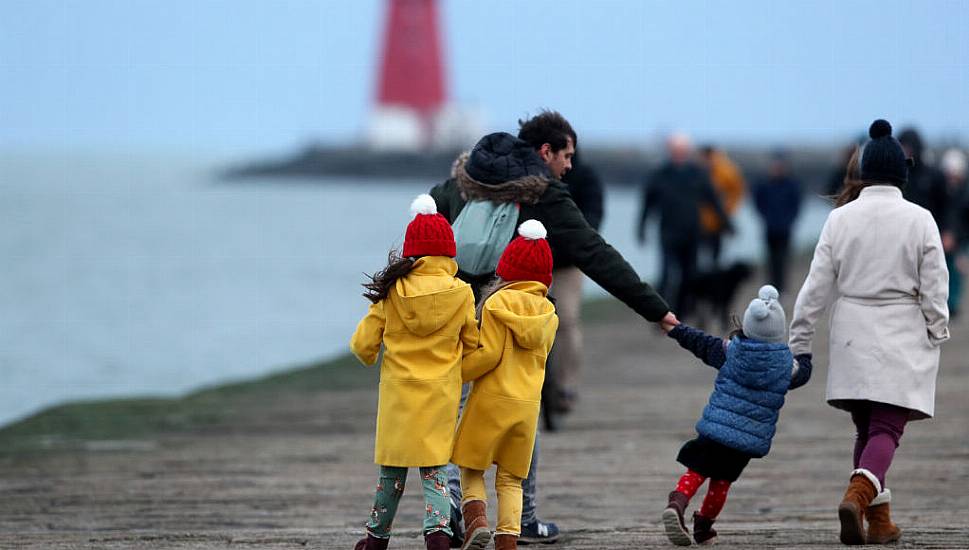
[789,120,949,546]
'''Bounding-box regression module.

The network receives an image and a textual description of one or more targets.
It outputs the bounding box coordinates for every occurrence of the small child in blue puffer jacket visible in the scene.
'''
[660,285,812,546]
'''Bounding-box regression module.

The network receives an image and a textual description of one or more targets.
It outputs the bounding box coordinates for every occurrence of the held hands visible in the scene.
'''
[660,311,680,333]
[790,353,813,389]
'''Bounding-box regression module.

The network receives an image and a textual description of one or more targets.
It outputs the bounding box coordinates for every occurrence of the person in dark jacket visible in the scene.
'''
[941,148,968,317]
[661,285,810,546]
[752,150,803,293]
[638,133,730,319]
[432,112,676,546]
[549,151,605,413]
[899,127,949,232]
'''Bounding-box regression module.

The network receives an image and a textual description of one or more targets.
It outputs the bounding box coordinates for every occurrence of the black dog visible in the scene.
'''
[686,261,754,332]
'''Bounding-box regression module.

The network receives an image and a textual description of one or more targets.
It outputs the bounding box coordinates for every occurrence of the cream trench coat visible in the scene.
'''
[789,185,949,419]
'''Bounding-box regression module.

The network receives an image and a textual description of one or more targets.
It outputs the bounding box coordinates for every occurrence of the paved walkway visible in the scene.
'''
[2,271,968,549]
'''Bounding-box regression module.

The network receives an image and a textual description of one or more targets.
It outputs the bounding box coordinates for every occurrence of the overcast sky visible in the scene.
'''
[2,1,968,154]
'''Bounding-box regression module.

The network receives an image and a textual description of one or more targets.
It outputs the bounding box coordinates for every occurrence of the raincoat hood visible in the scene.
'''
[390,256,470,337]
[484,281,556,350]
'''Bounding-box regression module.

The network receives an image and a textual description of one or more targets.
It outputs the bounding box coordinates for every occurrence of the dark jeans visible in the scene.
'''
[765,230,792,293]
[660,240,698,318]
[848,401,909,488]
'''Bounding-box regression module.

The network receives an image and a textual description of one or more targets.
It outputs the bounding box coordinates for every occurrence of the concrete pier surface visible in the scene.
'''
[2,266,968,549]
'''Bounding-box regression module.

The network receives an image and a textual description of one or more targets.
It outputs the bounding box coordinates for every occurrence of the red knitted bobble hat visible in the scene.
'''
[496,219,553,287]
[402,194,456,258]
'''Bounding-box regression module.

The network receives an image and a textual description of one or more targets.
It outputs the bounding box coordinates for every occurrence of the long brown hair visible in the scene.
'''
[475,277,508,321]
[362,249,415,304]
[833,145,902,207]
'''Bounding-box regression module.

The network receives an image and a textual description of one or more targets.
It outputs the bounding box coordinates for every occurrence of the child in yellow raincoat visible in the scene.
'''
[349,194,479,550]
[451,220,559,550]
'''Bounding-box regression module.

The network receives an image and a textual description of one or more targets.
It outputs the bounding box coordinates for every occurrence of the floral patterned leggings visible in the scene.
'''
[366,465,452,539]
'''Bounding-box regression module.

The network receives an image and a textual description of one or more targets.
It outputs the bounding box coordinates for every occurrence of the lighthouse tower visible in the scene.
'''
[367,0,480,151]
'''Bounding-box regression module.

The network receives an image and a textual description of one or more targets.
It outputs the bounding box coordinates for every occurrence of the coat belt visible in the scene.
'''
[840,295,919,306]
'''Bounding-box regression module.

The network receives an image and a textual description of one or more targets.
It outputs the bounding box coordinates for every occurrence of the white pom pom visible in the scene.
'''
[758,285,779,301]
[410,194,437,217]
[518,219,547,240]
[749,300,770,320]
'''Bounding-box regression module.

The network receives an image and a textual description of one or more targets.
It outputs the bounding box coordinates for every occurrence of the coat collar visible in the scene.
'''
[859,185,902,198]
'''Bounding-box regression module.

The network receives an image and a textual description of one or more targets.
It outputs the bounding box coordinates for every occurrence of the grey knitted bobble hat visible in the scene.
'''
[742,285,787,344]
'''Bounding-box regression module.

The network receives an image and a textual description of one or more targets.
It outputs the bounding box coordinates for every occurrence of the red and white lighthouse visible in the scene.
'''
[368,0,480,151]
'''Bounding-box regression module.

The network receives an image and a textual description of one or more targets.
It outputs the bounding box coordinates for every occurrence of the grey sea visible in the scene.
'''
[0,151,830,426]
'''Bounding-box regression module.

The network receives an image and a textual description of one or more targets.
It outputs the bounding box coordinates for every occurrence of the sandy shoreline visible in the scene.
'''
[2,263,968,549]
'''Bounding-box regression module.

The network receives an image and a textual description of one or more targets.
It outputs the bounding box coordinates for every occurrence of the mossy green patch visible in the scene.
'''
[0,353,376,455]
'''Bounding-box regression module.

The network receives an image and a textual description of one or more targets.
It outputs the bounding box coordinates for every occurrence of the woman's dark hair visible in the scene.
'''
[727,314,746,340]
[833,145,869,207]
[362,249,415,304]
[517,110,577,152]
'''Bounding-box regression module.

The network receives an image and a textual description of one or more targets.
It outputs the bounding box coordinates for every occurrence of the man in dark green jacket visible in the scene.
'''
[432,131,672,324]
[432,112,675,546]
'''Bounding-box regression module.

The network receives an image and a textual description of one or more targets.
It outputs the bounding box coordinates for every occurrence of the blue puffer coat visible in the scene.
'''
[695,337,793,457]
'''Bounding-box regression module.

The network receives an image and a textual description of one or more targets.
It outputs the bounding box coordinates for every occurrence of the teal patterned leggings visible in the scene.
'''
[366,465,452,538]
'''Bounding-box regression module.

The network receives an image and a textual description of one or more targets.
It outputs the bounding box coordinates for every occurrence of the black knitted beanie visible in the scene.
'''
[860,119,911,186]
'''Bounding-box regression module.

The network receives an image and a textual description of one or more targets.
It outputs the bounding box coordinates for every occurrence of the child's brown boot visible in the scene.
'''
[692,513,718,545]
[838,469,880,545]
[353,534,389,550]
[662,491,692,546]
[460,500,491,550]
[424,531,450,550]
[866,489,902,544]
[494,533,518,550]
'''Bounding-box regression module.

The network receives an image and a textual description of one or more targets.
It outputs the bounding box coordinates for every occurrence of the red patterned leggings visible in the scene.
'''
[675,469,731,519]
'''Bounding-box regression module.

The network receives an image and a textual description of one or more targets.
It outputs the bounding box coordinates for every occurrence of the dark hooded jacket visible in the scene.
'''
[430,132,669,322]
[561,152,605,231]
[899,129,949,230]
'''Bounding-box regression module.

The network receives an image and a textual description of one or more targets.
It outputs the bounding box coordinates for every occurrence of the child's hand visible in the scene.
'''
[660,311,680,333]
[790,353,813,389]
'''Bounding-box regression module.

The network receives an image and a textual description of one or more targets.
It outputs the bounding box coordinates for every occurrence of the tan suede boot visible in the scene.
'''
[460,500,491,550]
[866,489,902,544]
[494,534,518,550]
[838,469,880,545]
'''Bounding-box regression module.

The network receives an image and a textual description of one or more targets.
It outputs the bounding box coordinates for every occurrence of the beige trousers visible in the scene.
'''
[549,266,584,390]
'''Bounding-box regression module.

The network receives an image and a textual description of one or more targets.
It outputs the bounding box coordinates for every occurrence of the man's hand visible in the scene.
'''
[660,311,680,333]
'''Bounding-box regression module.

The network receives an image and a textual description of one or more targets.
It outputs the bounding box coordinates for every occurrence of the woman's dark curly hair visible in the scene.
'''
[362,249,415,304]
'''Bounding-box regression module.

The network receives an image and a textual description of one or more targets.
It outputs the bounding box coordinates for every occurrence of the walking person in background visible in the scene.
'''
[898,127,948,232]
[547,150,605,416]
[698,145,746,269]
[452,221,558,550]
[941,148,969,317]
[660,285,810,546]
[432,111,675,546]
[752,150,803,293]
[789,120,949,545]
[639,133,730,320]
[349,195,480,550]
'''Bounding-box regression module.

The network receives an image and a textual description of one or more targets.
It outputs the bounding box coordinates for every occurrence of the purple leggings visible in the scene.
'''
[849,401,910,488]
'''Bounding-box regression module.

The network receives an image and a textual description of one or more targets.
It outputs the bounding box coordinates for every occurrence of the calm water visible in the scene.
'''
[0,151,830,426]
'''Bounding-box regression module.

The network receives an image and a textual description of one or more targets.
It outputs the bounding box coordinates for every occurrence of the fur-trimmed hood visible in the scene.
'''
[451,132,552,205]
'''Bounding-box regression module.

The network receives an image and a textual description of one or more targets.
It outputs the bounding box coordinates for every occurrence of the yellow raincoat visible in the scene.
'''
[451,281,558,479]
[350,256,478,467]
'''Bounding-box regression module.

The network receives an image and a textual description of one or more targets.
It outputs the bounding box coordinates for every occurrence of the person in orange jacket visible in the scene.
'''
[349,194,480,550]
[451,220,559,550]
[699,146,746,268]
